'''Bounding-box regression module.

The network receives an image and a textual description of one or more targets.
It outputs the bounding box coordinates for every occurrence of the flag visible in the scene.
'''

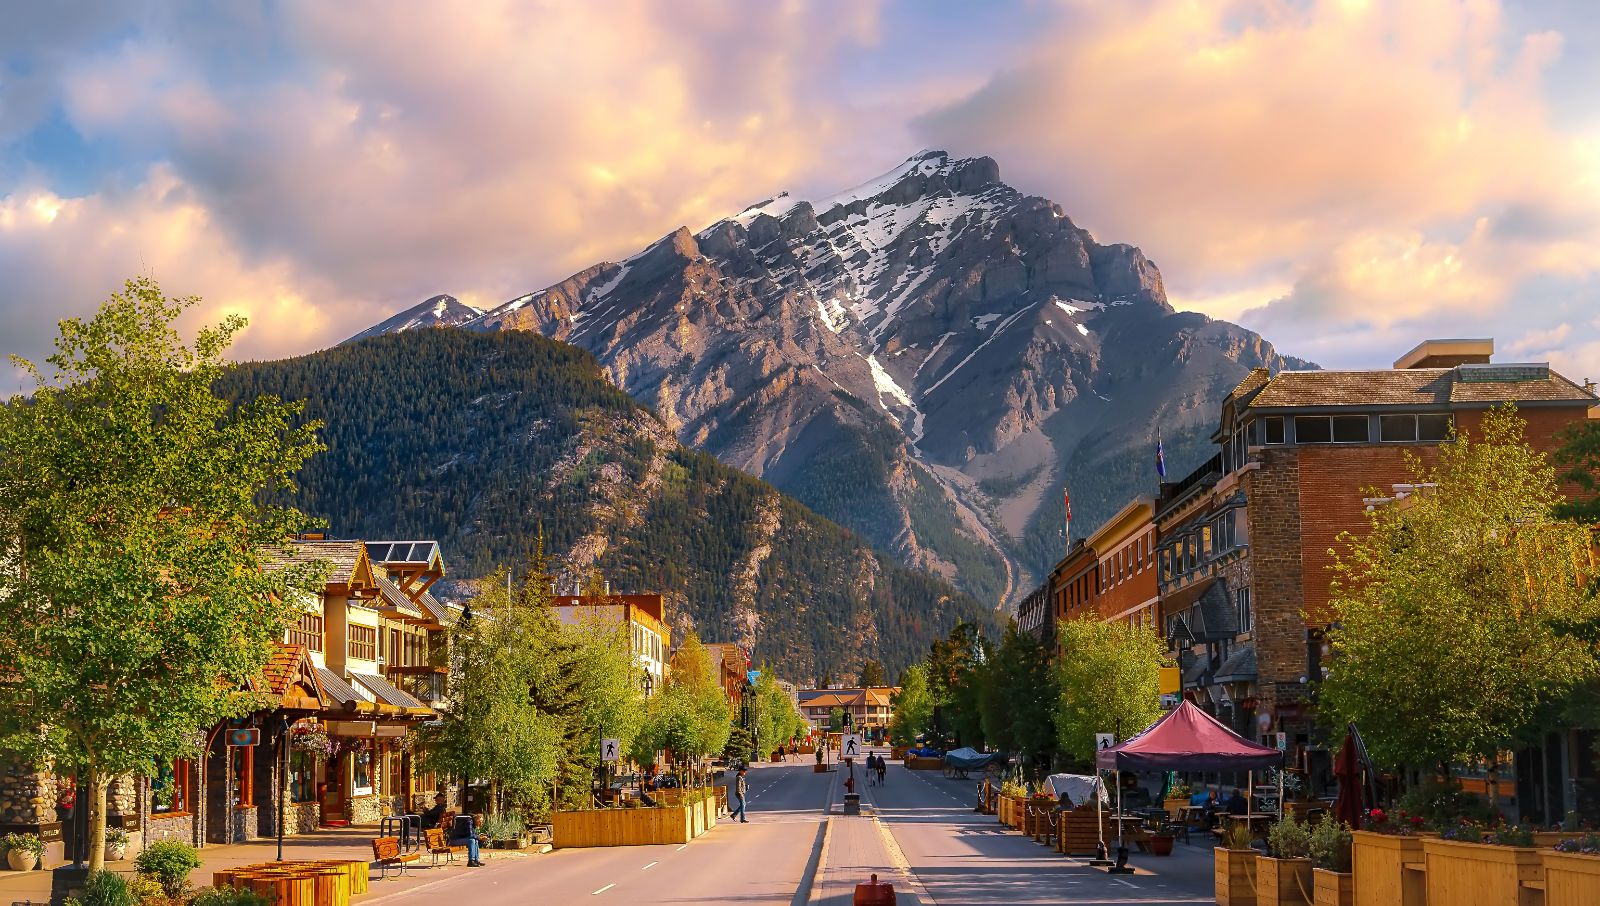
[1063,487,1072,545]
[1156,427,1167,479]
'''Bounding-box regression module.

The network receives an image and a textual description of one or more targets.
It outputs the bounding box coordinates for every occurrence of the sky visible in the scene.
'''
[3,0,1600,392]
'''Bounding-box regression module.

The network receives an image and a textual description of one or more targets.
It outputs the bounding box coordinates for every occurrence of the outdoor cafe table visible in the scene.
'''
[1223,813,1277,835]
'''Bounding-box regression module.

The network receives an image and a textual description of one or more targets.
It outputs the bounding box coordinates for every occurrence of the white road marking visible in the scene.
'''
[676,844,688,851]
[591,883,615,895]
[1114,878,1138,888]
[641,861,657,870]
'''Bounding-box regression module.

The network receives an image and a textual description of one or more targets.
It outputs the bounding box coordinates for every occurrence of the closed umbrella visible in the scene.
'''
[1333,731,1363,827]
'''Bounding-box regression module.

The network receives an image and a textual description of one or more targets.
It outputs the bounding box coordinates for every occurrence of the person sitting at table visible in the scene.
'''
[1225,788,1248,816]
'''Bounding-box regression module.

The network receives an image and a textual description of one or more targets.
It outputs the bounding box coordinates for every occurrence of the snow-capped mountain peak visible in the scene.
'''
[345,294,485,343]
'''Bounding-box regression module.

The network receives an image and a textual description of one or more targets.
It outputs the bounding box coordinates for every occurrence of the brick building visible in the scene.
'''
[1156,338,1597,789]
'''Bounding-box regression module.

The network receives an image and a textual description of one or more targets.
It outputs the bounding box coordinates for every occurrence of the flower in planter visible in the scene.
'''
[1553,833,1600,854]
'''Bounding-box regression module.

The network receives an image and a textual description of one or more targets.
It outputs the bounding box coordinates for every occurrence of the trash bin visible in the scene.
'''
[843,793,861,816]
[853,873,896,905]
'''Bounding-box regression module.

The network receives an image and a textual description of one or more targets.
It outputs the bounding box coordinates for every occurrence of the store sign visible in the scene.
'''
[227,728,260,747]
[326,720,375,736]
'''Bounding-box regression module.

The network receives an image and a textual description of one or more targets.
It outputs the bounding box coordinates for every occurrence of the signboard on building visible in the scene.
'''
[227,728,260,747]
[1158,666,1181,695]
[601,738,621,762]
[1160,693,1181,710]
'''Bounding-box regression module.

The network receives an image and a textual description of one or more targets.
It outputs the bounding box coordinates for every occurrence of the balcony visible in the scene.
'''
[386,664,448,706]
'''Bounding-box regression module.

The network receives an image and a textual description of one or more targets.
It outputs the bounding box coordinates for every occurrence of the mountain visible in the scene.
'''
[345,294,486,342]
[221,328,998,679]
[357,150,1312,605]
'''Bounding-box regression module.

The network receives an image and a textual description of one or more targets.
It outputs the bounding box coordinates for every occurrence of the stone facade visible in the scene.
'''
[348,795,384,825]
[0,761,54,830]
[1244,448,1304,712]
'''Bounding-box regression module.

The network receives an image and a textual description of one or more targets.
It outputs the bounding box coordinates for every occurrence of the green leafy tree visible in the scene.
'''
[636,632,730,781]
[828,707,846,732]
[1554,419,1600,522]
[860,660,887,686]
[421,565,564,816]
[887,665,932,746]
[0,279,325,870]
[748,668,805,757]
[1054,618,1165,764]
[1321,406,1600,770]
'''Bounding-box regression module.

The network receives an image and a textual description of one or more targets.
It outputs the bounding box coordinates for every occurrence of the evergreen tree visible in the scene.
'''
[860,660,887,686]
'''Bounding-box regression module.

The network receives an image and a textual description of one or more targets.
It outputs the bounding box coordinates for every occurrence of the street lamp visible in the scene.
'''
[641,668,655,696]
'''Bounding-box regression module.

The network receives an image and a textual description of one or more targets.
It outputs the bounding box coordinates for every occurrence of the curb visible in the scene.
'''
[800,816,834,906]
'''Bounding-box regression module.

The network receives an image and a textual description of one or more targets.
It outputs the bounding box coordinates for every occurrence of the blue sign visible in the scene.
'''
[746,670,762,686]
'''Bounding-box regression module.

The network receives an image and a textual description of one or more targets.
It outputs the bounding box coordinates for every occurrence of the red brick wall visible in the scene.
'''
[1094,526,1158,622]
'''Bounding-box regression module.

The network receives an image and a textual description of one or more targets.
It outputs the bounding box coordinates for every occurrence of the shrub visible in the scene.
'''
[189,886,272,906]
[1309,818,1353,872]
[134,840,200,897]
[1396,778,1492,831]
[1268,813,1312,859]
[479,811,525,842]
[125,876,165,906]
[1225,820,1256,850]
[75,870,138,906]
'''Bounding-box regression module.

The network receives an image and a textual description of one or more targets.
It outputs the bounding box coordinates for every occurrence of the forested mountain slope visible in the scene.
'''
[221,329,997,678]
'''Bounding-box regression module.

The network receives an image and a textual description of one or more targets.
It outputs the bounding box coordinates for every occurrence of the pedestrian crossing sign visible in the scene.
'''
[841,734,862,758]
[601,738,620,762]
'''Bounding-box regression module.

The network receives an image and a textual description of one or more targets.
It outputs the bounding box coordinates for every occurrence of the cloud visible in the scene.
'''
[915,0,1600,366]
[4,0,898,367]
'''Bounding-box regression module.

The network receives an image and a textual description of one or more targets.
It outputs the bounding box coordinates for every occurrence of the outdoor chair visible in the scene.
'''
[371,836,419,879]
[424,827,465,866]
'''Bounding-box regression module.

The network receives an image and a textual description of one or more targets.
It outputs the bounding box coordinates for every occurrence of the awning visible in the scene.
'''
[1096,700,1282,772]
[314,667,384,717]
[351,672,434,717]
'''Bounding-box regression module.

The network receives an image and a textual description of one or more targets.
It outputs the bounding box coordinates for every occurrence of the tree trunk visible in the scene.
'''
[86,766,108,872]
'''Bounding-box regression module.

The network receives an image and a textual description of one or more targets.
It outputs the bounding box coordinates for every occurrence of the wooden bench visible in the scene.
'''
[424,827,466,866]
[371,836,419,879]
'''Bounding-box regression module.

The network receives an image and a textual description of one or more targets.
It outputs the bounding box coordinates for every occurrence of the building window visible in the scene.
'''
[1263,416,1285,445]
[289,750,317,803]
[289,613,324,652]
[349,625,377,661]
[1237,587,1253,633]
[1379,413,1453,442]
[386,750,405,799]
[1294,415,1370,444]
[152,759,191,815]
[232,744,254,807]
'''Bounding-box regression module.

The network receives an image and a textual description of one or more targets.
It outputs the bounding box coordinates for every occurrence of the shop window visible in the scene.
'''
[349,625,377,661]
[232,744,254,807]
[386,750,404,798]
[289,750,317,803]
[289,613,324,652]
[352,742,374,796]
[152,759,190,815]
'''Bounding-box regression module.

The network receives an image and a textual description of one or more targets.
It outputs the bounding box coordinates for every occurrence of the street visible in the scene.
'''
[356,752,1219,905]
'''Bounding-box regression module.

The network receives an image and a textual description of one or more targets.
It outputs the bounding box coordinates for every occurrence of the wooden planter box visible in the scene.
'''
[1258,855,1314,906]
[1313,868,1352,906]
[553,796,717,848]
[1421,837,1543,906]
[1007,795,1028,830]
[1023,802,1054,839]
[1215,847,1259,906]
[1057,810,1101,855]
[1351,831,1426,906]
[1541,849,1600,906]
[1163,796,1189,819]
[890,746,909,760]
[904,755,944,771]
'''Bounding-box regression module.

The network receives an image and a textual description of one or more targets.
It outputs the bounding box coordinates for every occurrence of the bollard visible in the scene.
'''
[853,872,897,905]
[843,792,861,815]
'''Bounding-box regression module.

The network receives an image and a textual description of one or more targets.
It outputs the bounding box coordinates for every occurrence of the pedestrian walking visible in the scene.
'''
[876,754,887,786]
[729,767,750,823]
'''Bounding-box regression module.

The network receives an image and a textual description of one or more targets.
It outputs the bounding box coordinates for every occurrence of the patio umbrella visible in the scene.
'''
[1332,730,1364,827]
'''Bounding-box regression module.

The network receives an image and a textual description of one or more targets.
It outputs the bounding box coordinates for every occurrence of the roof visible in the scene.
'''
[1096,701,1282,772]
[1243,365,1595,411]
[351,672,432,713]
[1214,645,1257,683]
[801,692,862,709]
[263,540,373,588]
[374,573,423,618]
[261,643,312,696]
[418,590,454,625]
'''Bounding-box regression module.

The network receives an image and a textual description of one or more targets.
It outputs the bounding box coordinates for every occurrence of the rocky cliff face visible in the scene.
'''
[356,151,1310,605]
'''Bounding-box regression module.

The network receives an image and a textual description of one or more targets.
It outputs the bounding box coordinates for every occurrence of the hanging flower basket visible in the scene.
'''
[290,727,335,757]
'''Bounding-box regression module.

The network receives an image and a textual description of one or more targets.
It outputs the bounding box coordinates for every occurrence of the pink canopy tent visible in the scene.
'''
[1095,701,1282,772]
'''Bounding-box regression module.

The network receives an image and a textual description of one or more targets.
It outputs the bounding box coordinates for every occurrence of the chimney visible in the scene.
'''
[1394,338,1493,370]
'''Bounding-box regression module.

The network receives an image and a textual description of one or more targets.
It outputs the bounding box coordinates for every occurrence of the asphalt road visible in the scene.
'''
[863,759,1219,905]
[366,758,832,905]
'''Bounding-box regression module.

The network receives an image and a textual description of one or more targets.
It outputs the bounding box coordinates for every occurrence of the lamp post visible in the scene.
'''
[277,714,291,861]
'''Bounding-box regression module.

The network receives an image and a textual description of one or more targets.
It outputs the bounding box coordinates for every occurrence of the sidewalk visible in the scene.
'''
[810,758,929,906]
[0,825,536,905]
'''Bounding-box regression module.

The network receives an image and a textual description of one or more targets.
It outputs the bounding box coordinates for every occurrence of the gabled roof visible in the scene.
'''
[1214,645,1257,683]
[263,540,375,590]
[258,643,325,710]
